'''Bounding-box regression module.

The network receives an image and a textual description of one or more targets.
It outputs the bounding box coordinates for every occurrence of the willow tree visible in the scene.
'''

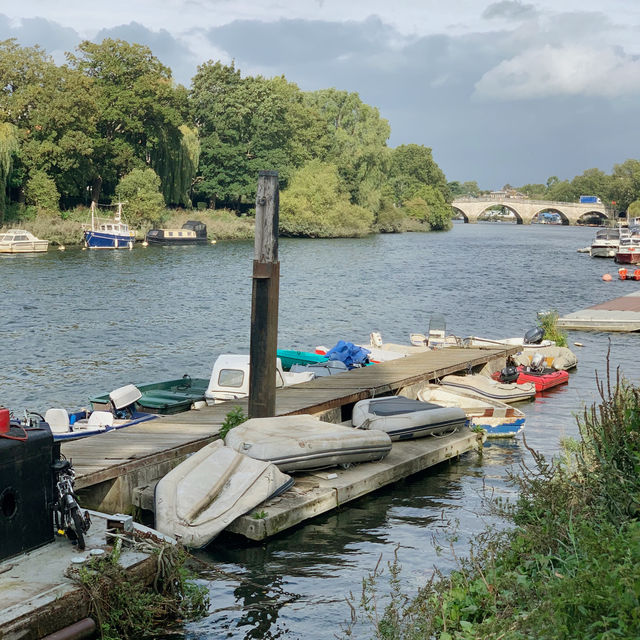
[151,124,200,207]
[0,122,18,224]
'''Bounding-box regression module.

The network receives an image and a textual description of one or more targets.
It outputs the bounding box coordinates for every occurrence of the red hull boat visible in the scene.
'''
[492,367,569,392]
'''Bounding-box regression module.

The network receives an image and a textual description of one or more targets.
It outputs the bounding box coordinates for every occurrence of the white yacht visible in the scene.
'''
[0,229,48,253]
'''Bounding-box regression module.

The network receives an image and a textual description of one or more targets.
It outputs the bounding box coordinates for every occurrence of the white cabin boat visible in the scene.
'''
[0,229,48,253]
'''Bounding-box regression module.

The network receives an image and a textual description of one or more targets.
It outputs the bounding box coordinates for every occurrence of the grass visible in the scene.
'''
[538,310,568,347]
[342,358,640,639]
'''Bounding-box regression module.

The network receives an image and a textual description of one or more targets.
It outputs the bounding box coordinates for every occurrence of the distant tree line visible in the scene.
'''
[448,166,640,215]
[0,38,452,236]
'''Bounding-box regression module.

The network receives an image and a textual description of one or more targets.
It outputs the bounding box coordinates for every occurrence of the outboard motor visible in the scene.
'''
[498,365,520,383]
[523,326,545,345]
[530,353,544,372]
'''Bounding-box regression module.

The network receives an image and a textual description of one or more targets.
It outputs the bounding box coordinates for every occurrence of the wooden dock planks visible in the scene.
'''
[65,347,515,508]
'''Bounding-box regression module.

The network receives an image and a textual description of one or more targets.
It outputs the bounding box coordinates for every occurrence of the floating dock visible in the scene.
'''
[64,347,516,528]
[557,291,640,331]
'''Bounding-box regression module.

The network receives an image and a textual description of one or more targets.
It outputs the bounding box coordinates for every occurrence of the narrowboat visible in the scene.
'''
[145,221,208,246]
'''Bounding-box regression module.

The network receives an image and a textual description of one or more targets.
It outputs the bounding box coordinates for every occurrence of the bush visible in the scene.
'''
[24,170,60,211]
[115,168,166,227]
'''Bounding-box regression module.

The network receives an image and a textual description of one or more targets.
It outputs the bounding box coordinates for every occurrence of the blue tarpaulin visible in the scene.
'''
[324,340,370,369]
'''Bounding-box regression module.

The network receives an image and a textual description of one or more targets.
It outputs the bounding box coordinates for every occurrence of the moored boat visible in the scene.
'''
[0,229,48,253]
[351,396,468,440]
[277,348,328,370]
[513,366,569,392]
[90,375,209,415]
[154,440,293,548]
[82,202,135,249]
[590,227,622,258]
[43,384,157,441]
[224,415,392,471]
[441,374,536,403]
[615,233,640,264]
[145,221,208,246]
[415,384,525,438]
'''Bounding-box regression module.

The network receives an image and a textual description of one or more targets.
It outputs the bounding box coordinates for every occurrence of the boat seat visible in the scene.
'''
[87,411,115,428]
[44,408,70,434]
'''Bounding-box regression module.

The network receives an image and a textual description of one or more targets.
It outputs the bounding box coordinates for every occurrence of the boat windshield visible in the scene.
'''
[595,229,619,239]
[218,369,244,388]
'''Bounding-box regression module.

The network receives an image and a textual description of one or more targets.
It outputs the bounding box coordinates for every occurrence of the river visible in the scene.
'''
[2,222,639,638]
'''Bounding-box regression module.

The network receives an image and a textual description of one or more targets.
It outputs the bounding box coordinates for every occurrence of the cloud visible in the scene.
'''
[0,14,80,62]
[474,44,640,100]
[483,1,537,21]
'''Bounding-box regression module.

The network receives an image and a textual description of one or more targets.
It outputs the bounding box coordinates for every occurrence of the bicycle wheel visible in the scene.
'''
[70,506,86,551]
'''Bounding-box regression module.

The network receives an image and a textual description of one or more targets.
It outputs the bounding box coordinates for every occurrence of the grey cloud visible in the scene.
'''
[95,22,198,86]
[0,14,80,63]
[483,1,537,21]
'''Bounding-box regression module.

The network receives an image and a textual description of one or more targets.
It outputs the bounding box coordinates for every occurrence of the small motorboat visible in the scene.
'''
[42,384,157,441]
[224,415,392,472]
[277,349,329,370]
[145,220,208,246]
[415,385,525,438]
[0,229,48,253]
[90,375,209,415]
[511,346,578,371]
[205,355,313,403]
[351,396,468,440]
[441,374,536,403]
[154,440,293,548]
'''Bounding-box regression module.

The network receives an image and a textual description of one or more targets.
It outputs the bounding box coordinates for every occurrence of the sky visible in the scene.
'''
[2,1,640,189]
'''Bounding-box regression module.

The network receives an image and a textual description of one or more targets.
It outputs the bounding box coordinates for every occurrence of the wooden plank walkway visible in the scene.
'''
[64,347,515,513]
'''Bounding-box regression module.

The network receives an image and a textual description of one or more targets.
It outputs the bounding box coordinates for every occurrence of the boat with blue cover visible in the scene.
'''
[83,202,136,250]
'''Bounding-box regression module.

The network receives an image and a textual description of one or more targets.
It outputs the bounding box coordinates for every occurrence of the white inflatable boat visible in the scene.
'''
[224,415,392,472]
[351,396,468,441]
[154,440,293,548]
[441,374,536,403]
[416,385,525,438]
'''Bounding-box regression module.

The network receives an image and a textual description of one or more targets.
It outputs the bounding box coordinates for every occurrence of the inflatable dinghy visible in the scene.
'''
[225,415,392,472]
[416,385,525,438]
[154,440,293,548]
[441,374,536,403]
[351,396,468,440]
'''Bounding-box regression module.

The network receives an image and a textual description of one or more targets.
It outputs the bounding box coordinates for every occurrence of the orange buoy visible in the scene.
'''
[619,268,628,280]
[602,273,612,281]
[634,269,640,280]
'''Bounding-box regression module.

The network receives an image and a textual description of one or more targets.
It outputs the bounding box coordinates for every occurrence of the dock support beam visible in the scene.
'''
[249,170,280,418]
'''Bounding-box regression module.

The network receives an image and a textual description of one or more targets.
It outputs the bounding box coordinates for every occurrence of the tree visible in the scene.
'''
[388,144,449,204]
[546,179,576,203]
[609,160,640,211]
[67,39,191,205]
[0,122,18,223]
[571,168,611,203]
[303,89,390,211]
[115,168,165,227]
[279,160,373,237]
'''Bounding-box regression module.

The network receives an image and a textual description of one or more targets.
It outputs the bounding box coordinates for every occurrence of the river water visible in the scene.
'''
[2,223,639,638]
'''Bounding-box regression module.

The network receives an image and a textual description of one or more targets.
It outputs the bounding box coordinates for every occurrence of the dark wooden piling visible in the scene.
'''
[249,170,280,418]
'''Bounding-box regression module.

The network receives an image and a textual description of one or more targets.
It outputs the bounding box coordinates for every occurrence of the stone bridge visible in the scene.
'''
[452,196,610,225]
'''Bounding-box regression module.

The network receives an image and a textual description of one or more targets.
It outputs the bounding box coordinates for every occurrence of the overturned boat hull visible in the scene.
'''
[155,440,293,548]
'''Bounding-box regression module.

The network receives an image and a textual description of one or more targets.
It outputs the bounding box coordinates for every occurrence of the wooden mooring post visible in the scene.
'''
[249,170,280,418]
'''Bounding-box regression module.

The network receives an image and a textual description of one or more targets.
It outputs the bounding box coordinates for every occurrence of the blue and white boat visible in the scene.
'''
[83,202,136,250]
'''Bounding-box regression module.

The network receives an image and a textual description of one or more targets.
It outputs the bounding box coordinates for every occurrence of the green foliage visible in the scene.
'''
[628,200,640,217]
[24,169,60,210]
[219,406,247,439]
[252,510,268,520]
[375,201,408,233]
[344,365,640,640]
[538,310,568,347]
[115,168,166,227]
[74,539,208,639]
[0,122,18,222]
[280,160,374,237]
[388,144,449,205]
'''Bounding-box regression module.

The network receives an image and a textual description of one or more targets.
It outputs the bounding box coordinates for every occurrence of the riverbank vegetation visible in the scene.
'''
[346,364,640,639]
[0,38,452,242]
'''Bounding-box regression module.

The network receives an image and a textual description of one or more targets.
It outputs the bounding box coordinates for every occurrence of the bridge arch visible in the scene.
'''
[576,210,609,225]
[452,206,468,223]
[476,204,523,224]
[531,208,570,225]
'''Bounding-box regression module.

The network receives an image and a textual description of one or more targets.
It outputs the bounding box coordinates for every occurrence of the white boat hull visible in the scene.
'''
[441,374,536,403]
[155,440,293,548]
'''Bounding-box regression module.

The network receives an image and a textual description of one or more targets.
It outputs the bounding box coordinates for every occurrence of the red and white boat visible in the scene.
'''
[514,366,569,392]
[615,233,640,264]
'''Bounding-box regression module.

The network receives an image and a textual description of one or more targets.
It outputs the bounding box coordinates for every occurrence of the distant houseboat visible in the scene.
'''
[145,221,208,246]
[83,202,135,249]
